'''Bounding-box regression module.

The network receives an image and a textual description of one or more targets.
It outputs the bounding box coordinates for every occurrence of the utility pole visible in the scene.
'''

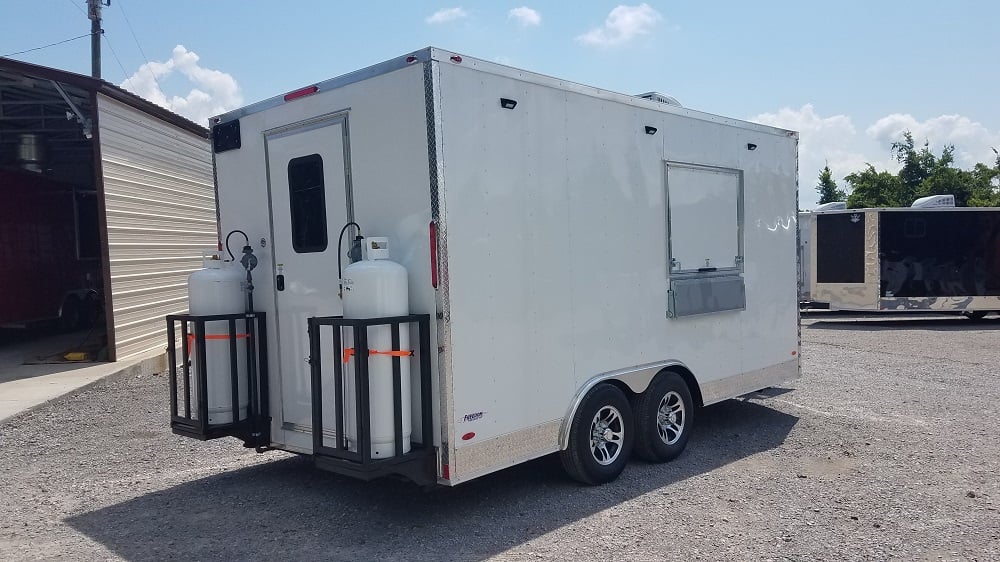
[87,0,110,79]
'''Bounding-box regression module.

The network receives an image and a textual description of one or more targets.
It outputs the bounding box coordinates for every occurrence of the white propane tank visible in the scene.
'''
[187,252,248,424]
[342,237,411,458]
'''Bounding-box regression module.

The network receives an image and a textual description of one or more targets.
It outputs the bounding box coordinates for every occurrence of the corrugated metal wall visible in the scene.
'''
[96,95,216,360]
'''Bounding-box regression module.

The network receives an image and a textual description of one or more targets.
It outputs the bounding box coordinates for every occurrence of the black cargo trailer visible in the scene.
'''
[806,207,1000,316]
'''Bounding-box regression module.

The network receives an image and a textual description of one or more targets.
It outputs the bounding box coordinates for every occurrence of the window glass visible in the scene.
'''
[666,165,742,273]
[288,154,328,253]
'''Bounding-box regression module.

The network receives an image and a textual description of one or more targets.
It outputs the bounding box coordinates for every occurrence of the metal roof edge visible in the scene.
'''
[210,46,798,139]
[0,57,208,138]
[425,47,799,139]
[211,48,433,125]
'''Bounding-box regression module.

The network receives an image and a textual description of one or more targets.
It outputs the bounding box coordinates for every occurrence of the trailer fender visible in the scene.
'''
[558,360,699,451]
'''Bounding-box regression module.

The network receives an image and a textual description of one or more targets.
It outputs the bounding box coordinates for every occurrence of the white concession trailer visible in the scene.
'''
[167,48,801,486]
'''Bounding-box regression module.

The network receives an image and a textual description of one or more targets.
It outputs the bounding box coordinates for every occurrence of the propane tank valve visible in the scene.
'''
[337,222,364,299]
[240,244,258,272]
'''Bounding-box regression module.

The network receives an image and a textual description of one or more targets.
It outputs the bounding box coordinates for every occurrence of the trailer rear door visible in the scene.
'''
[265,114,352,437]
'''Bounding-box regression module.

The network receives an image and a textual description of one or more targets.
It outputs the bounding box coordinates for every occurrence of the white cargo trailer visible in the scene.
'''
[166,47,801,486]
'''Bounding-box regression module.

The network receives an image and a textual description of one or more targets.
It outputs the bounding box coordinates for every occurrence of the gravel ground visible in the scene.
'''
[1,313,998,561]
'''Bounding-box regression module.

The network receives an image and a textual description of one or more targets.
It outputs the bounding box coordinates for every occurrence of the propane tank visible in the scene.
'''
[342,237,411,458]
[187,252,248,424]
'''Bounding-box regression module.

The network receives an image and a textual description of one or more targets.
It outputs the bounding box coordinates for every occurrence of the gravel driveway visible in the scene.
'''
[1,313,998,561]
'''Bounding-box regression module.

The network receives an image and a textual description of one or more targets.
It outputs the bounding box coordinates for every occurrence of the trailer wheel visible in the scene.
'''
[633,372,693,463]
[560,383,634,485]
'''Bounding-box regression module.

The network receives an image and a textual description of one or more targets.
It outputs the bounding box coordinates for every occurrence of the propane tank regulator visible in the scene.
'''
[225,229,257,313]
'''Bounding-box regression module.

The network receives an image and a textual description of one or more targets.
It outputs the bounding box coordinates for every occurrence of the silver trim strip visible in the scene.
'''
[282,422,340,440]
[425,59,453,480]
[700,359,799,405]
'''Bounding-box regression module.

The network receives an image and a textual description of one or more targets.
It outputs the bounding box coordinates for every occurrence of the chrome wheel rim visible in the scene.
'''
[656,391,685,445]
[590,405,625,465]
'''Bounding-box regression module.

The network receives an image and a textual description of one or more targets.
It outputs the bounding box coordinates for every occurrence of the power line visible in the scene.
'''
[117,0,151,69]
[1,32,97,58]
[66,0,87,16]
[101,34,130,83]
[116,0,162,93]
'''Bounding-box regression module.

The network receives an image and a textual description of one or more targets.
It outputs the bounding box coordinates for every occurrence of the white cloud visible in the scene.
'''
[425,7,468,24]
[119,45,242,126]
[577,3,662,47]
[751,104,890,209]
[752,105,1000,209]
[509,7,541,27]
[867,113,1000,169]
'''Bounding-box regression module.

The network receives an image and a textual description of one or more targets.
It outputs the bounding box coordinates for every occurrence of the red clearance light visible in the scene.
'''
[429,221,439,288]
[442,463,450,480]
[461,432,475,441]
[284,85,318,102]
[406,56,418,63]
[450,55,462,63]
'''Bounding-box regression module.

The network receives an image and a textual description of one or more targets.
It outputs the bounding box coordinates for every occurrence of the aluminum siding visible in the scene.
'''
[96,95,215,360]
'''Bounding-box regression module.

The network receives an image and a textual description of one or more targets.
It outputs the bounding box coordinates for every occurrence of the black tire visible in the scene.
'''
[963,311,988,320]
[59,296,81,333]
[560,383,634,485]
[633,371,694,463]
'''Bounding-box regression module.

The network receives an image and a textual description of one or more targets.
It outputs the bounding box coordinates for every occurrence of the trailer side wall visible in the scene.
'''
[436,62,799,482]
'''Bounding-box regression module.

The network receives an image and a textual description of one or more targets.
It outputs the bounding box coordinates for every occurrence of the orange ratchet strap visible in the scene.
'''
[342,347,414,363]
[185,333,250,356]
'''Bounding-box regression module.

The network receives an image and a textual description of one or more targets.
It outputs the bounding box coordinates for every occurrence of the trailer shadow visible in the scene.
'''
[806,316,1000,332]
[65,399,798,561]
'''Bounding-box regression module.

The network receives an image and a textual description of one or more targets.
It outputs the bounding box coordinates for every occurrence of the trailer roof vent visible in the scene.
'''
[911,194,955,208]
[636,91,682,107]
[814,201,847,212]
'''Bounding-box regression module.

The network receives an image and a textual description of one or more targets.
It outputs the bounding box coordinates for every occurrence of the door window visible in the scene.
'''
[287,153,328,253]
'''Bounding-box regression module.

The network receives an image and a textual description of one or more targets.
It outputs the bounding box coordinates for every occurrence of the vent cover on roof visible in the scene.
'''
[910,194,955,208]
[814,201,847,211]
[636,91,682,107]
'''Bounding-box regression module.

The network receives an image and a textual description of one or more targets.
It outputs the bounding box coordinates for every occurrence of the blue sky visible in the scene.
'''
[4,1,998,208]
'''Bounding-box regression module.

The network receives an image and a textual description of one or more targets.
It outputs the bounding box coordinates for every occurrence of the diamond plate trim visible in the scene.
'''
[424,60,455,476]
[451,421,562,484]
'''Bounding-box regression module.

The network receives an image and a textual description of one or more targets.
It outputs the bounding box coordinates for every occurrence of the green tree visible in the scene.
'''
[917,165,975,206]
[891,132,940,205]
[845,164,903,208]
[967,150,1000,206]
[816,164,847,204]
[841,130,998,208]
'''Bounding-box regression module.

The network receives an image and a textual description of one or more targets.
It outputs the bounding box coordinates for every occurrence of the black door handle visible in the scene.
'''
[276,274,285,291]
